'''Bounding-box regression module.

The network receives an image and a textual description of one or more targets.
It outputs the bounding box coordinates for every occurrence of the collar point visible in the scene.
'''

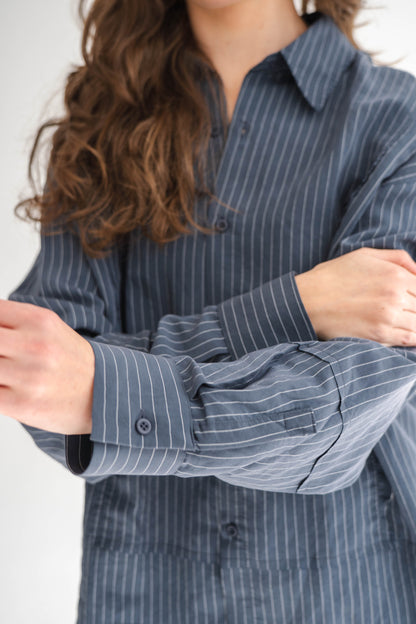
[306,96,328,113]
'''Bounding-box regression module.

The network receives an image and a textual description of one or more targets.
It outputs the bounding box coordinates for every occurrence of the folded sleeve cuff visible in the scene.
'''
[216,271,317,359]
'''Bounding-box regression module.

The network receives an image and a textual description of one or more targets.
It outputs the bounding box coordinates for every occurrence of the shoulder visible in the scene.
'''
[347,51,416,129]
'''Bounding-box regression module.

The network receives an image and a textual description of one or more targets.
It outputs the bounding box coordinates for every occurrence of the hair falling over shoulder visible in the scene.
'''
[16,0,368,258]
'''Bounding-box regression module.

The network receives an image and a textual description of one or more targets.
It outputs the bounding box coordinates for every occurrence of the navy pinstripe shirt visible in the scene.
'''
[8,11,416,623]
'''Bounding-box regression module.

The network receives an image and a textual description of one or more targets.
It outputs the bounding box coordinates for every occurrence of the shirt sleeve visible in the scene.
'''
[92,268,315,361]
[76,334,416,496]
[7,223,315,479]
[325,146,416,527]
[9,149,416,493]
[8,225,315,361]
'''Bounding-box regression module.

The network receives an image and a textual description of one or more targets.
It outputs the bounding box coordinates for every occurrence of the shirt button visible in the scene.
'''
[135,417,152,435]
[211,126,221,138]
[240,121,250,136]
[215,217,229,233]
[223,522,238,538]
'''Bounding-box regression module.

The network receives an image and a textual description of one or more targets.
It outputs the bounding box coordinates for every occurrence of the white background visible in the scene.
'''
[1,1,416,622]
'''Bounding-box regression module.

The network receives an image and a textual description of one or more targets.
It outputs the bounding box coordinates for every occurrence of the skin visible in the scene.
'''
[185,0,308,123]
[2,0,416,436]
[0,300,94,434]
[294,248,416,345]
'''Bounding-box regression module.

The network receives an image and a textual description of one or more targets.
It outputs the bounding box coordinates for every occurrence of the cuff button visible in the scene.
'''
[135,417,152,435]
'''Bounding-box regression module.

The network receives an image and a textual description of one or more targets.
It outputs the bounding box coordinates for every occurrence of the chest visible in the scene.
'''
[122,71,375,329]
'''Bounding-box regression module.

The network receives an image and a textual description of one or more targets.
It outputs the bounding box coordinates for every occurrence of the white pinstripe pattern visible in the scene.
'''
[8,11,416,622]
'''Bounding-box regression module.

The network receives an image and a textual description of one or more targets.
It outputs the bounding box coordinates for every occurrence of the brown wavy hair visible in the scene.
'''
[15,0,373,258]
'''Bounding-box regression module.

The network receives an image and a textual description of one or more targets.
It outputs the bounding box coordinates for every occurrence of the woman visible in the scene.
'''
[4,0,416,621]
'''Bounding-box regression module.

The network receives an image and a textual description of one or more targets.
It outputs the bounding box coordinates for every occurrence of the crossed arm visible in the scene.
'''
[4,150,416,492]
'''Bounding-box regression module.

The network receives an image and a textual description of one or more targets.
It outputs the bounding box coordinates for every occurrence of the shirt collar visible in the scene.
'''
[278,11,358,112]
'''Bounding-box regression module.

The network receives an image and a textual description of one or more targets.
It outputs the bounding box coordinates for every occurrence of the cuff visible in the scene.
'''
[216,271,317,359]
[65,434,186,479]
[65,339,197,476]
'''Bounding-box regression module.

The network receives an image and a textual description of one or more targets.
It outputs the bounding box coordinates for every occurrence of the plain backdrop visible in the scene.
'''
[1,1,416,622]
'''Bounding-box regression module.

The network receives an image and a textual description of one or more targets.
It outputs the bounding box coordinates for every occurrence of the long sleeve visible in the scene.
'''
[328,146,416,534]
[194,145,416,500]
[7,226,416,492]
[80,334,416,495]
[8,144,416,492]
[7,224,315,478]
[91,266,315,362]
[78,144,416,495]
[8,226,315,363]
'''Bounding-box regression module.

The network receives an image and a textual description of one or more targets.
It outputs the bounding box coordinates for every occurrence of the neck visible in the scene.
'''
[186,0,308,83]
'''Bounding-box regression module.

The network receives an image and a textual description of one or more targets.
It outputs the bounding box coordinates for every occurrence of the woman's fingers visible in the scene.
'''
[0,326,21,358]
[295,248,416,343]
[0,355,19,388]
[361,247,416,275]
[0,299,41,329]
[393,307,416,346]
[387,327,416,347]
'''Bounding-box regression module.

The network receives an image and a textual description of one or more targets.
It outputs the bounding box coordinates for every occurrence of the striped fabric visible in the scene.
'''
[8,10,416,623]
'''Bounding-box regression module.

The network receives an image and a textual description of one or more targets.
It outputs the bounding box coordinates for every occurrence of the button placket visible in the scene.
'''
[211,118,249,236]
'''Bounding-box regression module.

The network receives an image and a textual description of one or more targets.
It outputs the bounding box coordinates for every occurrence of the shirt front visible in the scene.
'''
[9,10,416,623]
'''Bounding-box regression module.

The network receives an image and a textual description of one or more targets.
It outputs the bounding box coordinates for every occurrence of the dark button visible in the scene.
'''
[211,126,221,138]
[215,217,229,233]
[223,522,238,538]
[135,417,152,435]
[240,121,250,136]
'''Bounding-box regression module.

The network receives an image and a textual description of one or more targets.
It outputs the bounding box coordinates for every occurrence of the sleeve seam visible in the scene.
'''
[294,344,346,492]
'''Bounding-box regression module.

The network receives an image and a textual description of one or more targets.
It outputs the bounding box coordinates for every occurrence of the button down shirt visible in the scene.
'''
[9,10,416,623]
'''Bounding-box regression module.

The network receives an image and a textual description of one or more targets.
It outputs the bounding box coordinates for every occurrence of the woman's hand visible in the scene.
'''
[295,247,416,347]
[0,300,94,434]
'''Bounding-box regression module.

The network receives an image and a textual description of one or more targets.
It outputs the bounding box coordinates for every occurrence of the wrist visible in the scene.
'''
[294,270,325,339]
